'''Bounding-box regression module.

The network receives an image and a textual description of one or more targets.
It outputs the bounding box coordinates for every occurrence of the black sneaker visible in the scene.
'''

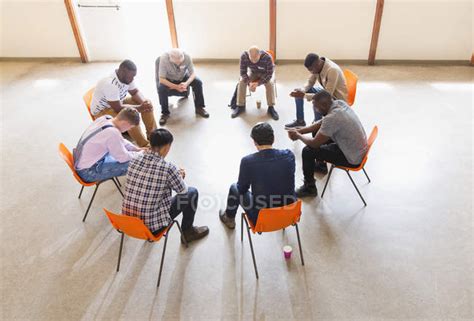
[267,106,279,120]
[285,119,306,129]
[228,104,237,110]
[181,226,209,244]
[159,113,170,126]
[295,184,318,198]
[231,106,245,118]
[219,210,236,229]
[314,161,328,174]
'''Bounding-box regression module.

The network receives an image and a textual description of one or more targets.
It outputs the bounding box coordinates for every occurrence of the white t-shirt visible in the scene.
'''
[90,71,137,115]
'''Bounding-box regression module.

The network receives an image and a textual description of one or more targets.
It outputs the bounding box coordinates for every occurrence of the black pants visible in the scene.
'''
[157,76,205,114]
[152,187,198,235]
[302,144,359,185]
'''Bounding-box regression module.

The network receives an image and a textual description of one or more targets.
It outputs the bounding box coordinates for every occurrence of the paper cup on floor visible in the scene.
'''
[283,245,293,259]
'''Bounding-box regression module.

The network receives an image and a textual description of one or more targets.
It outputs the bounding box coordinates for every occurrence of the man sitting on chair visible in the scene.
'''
[230,46,279,120]
[122,128,209,243]
[287,90,368,198]
[285,53,348,129]
[90,59,157,147]
[219,122,295,229]
[75,107,143,183]
[156,49,209,125]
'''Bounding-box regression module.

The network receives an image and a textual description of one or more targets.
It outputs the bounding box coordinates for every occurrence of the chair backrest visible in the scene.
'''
[104,208,158,241]
[359,126,378,167]
[254,200,302,233]
[266,50,275,64]
[343,69,358,106]
[83,87,95,120]
[155,56,161,83]
[58,143,92,185]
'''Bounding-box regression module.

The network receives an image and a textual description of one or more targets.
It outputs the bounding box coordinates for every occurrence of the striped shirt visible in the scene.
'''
[90,71,137,115]
[122,151,187,232]
[240,50,274,85]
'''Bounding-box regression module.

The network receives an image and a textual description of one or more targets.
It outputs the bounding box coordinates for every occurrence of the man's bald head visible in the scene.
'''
[248,45,261,64]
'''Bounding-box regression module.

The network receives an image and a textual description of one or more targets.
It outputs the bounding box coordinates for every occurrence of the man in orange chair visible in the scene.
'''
[75,107,143,183]
[229,46,279,120]
[285,53,348,130]
[123,128,209,243]
[287,90,368,198]
[90,60,157,147]
[219,122,296,229]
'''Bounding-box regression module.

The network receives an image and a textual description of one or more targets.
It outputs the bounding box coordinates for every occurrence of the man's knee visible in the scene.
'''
[302,146,319,160]
[187,186,199,198]
[158,83,170,94]
[190,77,202,87]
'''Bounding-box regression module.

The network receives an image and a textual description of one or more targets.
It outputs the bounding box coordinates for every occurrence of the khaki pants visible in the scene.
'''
[95,97,157,147]
[237,71,275,107]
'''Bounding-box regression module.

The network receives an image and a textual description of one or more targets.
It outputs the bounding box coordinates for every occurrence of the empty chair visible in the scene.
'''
[241,199,304,279]
[58,143,123,222]
[321,126,378,206]
[103,208,186,287]
[83,87,96,120]
[343,69,358,106]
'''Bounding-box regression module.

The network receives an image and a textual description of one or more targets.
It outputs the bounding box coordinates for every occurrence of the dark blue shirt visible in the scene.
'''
[237,149,296,219]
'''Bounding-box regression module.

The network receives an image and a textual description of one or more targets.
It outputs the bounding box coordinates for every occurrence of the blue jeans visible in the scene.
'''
[295,87,323,122]
[77,154,129,183]
[225,183,259,224]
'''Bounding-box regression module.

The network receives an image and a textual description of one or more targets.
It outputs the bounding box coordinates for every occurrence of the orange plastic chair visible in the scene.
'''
[240,199,304,279]
[343,69,358,106]
[321,126,378,206]
[103,209,186,287]
[58,143,123,222]
[83,87,96,120]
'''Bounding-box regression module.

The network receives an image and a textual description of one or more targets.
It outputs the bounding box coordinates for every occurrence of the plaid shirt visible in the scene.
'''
[240,50,274,85]
[122,151,187,232]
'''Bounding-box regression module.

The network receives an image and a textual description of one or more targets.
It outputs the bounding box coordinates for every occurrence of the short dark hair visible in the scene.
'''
[119,59,137,72]
[313,90,333,103]
[150,128,174,148]
[251,122,274,146]
[304,53,319,68]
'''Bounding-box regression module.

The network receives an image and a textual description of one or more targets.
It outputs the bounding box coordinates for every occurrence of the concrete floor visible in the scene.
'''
[0,60,472,321]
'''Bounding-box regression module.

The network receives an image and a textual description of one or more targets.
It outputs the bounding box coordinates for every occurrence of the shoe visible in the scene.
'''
[219,210,236,229]
[159,113,170,126]
[295,184,318,198]
[228,104,236,110]
[181,226,209,244]
[231,106,245,118]
[314,161,328,174]
[267,106,279,120]
[195,107,210,118]
[285,119,306,129]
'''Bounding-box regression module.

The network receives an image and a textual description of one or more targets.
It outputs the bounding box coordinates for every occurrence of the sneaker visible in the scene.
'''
[267,106,279,120]
[295,184,318,198]
[181,226,209,244]
[159,113,170,126]
[219,210,236,229]
[285,119,306,129]
[228,104,237,110]
[231,106,245,118]
[314,161,328,174]
[195,107,210,118]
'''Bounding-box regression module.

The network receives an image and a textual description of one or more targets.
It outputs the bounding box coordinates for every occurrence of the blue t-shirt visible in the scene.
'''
[237,149,296,220]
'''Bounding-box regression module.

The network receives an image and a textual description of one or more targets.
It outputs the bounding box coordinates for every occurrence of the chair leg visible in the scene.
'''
[82,184,100,222]
[174,220,188,248]
[345,170,367,206]
[114,177,122,187]
[157,222,174,288]
[78,186,85,199]
[321,164,335,198]
[116,232,125,272]
[240,213,244,243]
[362,167,371,183]
[244,216,259,279]
[294,223,305,266]
[111,178,124,197]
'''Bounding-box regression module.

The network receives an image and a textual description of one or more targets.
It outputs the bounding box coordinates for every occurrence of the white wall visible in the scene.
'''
[173,0,269,59]
[0,0,79,58]
[277,0,376,60]
[377,0,472,60]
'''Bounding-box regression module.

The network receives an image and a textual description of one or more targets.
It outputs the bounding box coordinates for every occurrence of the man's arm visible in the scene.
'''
[299,131,330,149]
[240,53,250,83]
[236,159,250,195]
[323,68,340,96]
[258,55,274,85]
[168,164,188,194]
[159,77,180,91]
[298,120,322,135]
[183,72,196,87]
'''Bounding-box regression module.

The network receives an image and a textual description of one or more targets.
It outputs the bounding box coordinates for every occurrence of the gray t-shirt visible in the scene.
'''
[158,52,194,82]
[319,100,368,165]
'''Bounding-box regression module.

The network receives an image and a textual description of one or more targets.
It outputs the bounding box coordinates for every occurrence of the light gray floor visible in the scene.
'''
[0,60,472,321]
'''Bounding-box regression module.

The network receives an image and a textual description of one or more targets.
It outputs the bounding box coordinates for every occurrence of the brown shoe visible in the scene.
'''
[219,210,236,229]
[181,226,209,244]
[195,107,210,118]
